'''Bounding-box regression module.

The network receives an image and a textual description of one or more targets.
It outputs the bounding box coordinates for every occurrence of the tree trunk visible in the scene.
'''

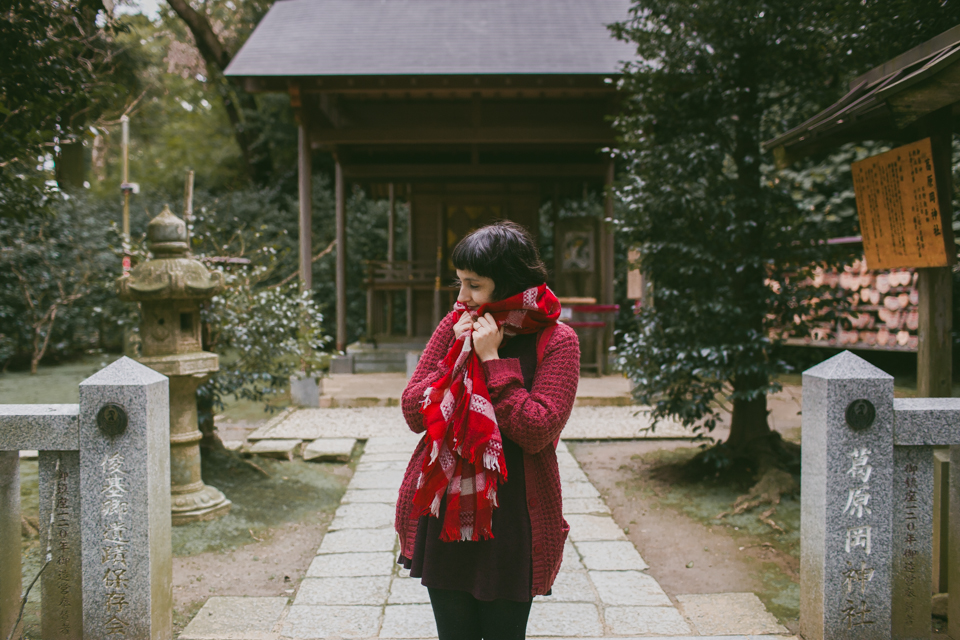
[166,0,271,184]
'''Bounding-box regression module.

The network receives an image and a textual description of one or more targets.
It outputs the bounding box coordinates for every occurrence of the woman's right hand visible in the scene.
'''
[453,311,474,339]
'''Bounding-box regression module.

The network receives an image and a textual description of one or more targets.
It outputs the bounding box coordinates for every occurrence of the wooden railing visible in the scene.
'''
[363,260,438,289]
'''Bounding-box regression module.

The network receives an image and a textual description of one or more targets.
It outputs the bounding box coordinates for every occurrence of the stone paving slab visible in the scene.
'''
[303,438,356,462]
[387,576,432,604]
[676,593,789,636]
[282,605,381,639]
[306,552,395,577]
[329,502,395,530]
[180,596,288,640]
[538,570,596,603]
[565,514,628,541]
[296,576,391,606]
[561,482,601,499]
[316,528,397,554]
[604,607,692,636]
[341,488,398,504]
[349,469,406,489]
[590,571,672,606]
[248,438,302,460]
[563,497,611,514]
[380,604,438,638]
[575,540,648,571]
[527,603,604,637]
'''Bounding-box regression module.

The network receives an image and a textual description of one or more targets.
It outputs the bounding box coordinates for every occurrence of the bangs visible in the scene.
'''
[451,230,500,278]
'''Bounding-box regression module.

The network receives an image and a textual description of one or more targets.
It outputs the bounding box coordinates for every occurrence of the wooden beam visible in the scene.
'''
[335,157,347,352]
[917,107,955,402]
[309,125,613,146]
[240,74,617,95]
[341,163,609,180]
[298,125,312,290]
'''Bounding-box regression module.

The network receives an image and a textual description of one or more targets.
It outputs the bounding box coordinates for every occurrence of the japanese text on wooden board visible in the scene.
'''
[851,138,950,269]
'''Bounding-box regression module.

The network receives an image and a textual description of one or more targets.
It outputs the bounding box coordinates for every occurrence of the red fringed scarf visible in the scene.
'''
[411,283,561,542]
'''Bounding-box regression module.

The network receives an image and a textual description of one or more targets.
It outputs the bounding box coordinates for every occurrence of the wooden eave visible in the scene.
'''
[763,24,960,167]
[241,73,618,98]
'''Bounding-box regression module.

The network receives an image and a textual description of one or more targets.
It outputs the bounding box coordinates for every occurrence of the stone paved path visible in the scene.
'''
[269,433,794,640]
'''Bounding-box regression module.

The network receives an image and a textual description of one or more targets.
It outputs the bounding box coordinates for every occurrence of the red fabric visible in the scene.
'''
[397,312,580,597]
[412,284,561,542]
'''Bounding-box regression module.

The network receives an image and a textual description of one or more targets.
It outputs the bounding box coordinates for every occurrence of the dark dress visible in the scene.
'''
[399,332,539,602]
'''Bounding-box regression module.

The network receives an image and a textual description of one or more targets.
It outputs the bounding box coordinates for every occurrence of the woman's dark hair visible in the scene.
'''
[451,220,548,301]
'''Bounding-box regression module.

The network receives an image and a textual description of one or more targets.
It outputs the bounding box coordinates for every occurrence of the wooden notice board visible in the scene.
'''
[852,138,952,269]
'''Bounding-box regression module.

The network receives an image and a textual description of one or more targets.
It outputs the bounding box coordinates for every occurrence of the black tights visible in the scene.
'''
[428,587,533,640]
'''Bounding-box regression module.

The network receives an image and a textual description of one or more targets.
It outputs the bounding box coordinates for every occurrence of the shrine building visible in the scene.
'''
[226,0,633,356]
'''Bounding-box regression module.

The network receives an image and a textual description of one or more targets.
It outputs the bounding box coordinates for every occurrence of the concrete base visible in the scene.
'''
[330,355,354,374]
[171,484,232,526]
[290,374,321,408]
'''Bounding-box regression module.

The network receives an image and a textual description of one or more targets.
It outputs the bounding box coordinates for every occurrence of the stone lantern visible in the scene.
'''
[117,205,232,524]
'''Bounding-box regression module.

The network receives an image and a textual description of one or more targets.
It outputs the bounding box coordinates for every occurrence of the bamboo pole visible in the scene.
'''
[335,157,347,352]
[298,126,313,291]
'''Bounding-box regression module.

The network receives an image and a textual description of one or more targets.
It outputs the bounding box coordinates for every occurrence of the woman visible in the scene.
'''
[395,221,580,640]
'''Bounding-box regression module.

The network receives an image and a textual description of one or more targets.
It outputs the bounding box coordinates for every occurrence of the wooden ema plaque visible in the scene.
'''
[852,138,951,269]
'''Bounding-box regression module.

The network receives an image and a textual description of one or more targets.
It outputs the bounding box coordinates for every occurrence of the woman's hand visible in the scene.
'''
[472,313,504,361]
[453,311,474,339]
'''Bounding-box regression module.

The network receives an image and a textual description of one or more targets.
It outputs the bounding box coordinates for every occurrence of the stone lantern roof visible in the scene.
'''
[117,206,224,302]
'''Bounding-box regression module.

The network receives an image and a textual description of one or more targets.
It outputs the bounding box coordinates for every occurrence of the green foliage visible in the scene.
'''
[0,0,136,219]
[0,193,132,371]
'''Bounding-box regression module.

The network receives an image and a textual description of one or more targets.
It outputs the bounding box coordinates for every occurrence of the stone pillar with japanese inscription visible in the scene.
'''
[117,206,231,525]
[801,351,895,640]
[78,357,171,640]
[39,451,82,640]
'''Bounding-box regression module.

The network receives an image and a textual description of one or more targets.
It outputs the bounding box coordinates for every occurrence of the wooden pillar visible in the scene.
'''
[406,185,415,338]
[433,201,443,328]
[917,108,955,399]
[600,160,617,374]
[602,160,616,305]
[298,125,313,290]
[386,183,395,336]
[335,157,347,352]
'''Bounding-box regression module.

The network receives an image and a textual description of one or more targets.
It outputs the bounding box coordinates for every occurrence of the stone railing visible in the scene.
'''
[0,358,171,640]
[802,350,960,640]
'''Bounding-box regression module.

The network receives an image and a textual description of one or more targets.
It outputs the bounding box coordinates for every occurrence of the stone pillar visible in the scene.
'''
[39,451,82,640]
[0,450,21,640]
[801,351,894,640]
[169,375,229,524]
[79,357,172,640]
[891,445,933,638]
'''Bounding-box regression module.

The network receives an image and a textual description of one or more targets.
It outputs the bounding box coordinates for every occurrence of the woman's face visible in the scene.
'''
[456,269,496,312]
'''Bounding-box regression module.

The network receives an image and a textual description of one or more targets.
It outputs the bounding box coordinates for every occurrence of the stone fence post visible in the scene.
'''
[802,351,895,640]
[0,357,171,640]
[803,350,960,640]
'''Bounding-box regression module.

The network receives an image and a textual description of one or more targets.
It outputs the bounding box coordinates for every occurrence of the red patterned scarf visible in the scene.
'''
[411,284,561,541]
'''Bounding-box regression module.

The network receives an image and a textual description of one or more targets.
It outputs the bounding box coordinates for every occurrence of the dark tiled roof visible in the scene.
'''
[225,0,635,77]
[763,24,960,166]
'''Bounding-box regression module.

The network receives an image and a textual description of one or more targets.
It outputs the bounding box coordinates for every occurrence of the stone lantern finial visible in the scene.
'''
[146,205,189,255]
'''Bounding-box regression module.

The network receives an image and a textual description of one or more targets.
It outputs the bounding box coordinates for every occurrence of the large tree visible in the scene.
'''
[0,0,133,218]
[611,0,960,492]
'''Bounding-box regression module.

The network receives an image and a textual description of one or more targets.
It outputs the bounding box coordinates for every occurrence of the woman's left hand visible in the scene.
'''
[472,313,503,361]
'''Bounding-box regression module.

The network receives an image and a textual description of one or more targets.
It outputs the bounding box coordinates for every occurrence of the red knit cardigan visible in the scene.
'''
[395,311,581,598]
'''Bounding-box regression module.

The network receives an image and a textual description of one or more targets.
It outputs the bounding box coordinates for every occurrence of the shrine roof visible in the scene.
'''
[763,24,960,167]
[225,0,634,78]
